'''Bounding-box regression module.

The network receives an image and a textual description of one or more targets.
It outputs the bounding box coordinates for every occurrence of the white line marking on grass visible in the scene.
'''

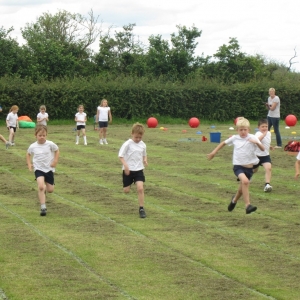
[0,202,136,300]
[0,168,281,299]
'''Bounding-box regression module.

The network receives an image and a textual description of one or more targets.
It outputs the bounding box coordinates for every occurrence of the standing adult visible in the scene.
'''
[266,88,282,148]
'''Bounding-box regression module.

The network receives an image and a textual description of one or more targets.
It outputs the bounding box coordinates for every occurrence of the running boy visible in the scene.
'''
[118,123,148,218]
[26,125,60,216]
[253,118,273,192]
[207,117,265,214]
[75,104,87,145]
[37,105,49,126]
[96,99,112,145]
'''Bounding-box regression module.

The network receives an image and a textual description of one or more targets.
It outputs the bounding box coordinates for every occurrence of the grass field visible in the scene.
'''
[0,121,300,300]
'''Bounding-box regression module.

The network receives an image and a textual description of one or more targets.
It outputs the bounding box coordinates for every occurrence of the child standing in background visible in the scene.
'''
[74,104,87,145]
[37,105,49,126]
[26,125,60,216]
[253,118,273,192]
[96,99,112,145]
[0,106,10,149]
[6,105,19,146]
[119,123,148,218]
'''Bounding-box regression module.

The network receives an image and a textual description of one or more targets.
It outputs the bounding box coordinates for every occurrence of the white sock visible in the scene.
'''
[76,136,79,142]
[41,204,46,209]
[83,136,87,143]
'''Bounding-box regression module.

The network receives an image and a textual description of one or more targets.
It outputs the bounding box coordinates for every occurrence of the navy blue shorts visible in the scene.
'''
[35,170,54,185]
[233,165,253,180]
[253,155,272,169]
[9,126,16,132]
[99,121,108,128]
[122,170,145,187]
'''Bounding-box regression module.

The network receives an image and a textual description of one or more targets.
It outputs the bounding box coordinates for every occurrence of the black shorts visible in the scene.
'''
[77,125,86,130]
[122,170,145,187]
[253,155,272,169]
[233,165,253,181]
[9,126,16,132]
[35,170,55,185]
[99,121,108,128]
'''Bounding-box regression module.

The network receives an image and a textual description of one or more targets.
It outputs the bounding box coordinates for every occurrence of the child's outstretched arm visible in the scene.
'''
[26,153,33,171]
[207,141,226,160]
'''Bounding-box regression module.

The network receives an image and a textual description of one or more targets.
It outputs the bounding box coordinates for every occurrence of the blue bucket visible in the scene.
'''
[210,132,221,143]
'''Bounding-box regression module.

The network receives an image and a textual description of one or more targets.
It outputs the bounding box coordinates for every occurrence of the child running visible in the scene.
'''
[6,105,19,146]
[74,104,87,145]
[295,151,300,179]
[253,118,273,192]
[26,125,60,216]
[118,123,148,218]
[207,117,265,214]
[96,99,112,145]
[37,105,49,126]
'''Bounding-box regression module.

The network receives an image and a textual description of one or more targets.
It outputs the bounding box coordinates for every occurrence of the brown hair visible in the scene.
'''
[35,125,48,135]
[131,122,145,135]
[10,105,19,112]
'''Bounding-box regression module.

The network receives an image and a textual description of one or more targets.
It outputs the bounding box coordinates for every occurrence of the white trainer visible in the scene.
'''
[264,184,272,192]
[99,139,103,145]
[103,139,108,144]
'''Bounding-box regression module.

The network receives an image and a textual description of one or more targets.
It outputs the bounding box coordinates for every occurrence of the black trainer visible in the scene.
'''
[139,208,146,218]
[228,196,236,212]
[40,208,47,216]
[246,205,257,214]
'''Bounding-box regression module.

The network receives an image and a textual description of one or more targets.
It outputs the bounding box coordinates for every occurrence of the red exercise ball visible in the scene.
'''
[189,117,200,128]
[147,117,158,128]
[285,114,297,127]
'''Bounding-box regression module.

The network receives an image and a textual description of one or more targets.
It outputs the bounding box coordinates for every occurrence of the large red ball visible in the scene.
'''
[285,114,297,127]
[188,117,200,128]
[147,117,158,128]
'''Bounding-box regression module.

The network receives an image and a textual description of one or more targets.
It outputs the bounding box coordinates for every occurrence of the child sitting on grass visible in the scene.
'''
[207,117,265,214]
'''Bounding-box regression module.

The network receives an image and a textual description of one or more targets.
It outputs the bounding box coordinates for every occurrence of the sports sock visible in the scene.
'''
[41,204,46,209]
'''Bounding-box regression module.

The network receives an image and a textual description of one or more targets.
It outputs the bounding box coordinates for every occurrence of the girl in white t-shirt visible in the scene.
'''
[253,119,274,192]
[96,99,112,145]
[207,117,265,214]
[6,105,19,146]
[74,104,87,145]
[37,105,49,126]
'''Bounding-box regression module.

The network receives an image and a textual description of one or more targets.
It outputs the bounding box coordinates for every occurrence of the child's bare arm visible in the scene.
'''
[26,153,32,171]
[207,141,226,160]
[119,157,130,175]
[143,156,148,166]
[50,150,60,168]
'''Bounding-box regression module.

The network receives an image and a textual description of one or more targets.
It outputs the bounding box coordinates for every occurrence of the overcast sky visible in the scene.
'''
[1,0,300,71]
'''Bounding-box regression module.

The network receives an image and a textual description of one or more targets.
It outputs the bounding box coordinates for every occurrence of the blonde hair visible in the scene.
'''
[35,125,47,135]
[100,99,108,107]
[236,117,250,128]
[78,104,84,110]
[40,105,46,111]
[269,87,275,93]
[10,105,19,112]
[132,122,145,135]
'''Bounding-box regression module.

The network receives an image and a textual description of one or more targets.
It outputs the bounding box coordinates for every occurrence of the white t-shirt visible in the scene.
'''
[27,140,59,172]
[118,139,147,171]
[225,134,261,165]
[267,96,280,118]
[75,112,86,125]
[97,106,110,122]
[255,131,271,156]
[297,151,300,160]
[6,112,18,127]
[37,112,49,126]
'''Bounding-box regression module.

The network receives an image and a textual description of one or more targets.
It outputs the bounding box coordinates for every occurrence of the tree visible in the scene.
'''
[21,9,102,79]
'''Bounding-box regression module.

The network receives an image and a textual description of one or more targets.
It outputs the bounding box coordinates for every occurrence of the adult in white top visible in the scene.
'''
[266,87,282,148]
[37,105,49,126]
[96,99,112,145]
[207,117,264,214]
[253,118,273,192]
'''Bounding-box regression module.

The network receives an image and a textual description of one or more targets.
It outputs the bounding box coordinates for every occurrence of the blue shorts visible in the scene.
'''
[99,121,108,128]
[253,155,271,169]
[122,170,145,187]
[35,170,54,185]
[233,165,253,180]
[9,126,16,132]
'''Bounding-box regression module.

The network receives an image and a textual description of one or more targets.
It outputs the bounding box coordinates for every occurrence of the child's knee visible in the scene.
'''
[123,186,130,193]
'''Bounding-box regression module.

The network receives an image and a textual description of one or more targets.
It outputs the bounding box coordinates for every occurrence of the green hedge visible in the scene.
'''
[0,76,299,122]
